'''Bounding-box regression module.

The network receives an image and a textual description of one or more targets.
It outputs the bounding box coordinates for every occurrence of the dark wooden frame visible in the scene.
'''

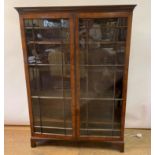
[16,5,136,152]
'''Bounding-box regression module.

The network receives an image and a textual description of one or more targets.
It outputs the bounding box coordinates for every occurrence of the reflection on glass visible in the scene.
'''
[79,18,126,137]
[79,18,127,65]
[24,19,70,64]
[32,98,72,135]
[29,66,71,97]
[80,100,122,136]
[25,18,73,136]
[80,67,114,98]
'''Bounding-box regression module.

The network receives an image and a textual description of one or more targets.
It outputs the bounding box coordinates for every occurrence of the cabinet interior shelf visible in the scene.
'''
[31,96,123,101]
[27,40,125,45]
[28,64,124,67]
[81,41,126,45]
[31,96,72,99]
[34,118,120,125]
[34,126,120,132]
[27,40,69,45]
[25,27,69,30]
[28,64,71,66]
[80,26,127,29]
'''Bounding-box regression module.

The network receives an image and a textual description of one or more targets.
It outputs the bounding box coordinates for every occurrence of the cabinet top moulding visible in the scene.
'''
[15,5,136,14]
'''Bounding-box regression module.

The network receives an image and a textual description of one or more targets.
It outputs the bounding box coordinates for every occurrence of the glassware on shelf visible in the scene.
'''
[43,20,61,28]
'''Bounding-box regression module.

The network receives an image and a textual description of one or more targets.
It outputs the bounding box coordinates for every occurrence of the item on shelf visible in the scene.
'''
[28,56,35,63]
[79,38,85,48]
[61,19,69,28]
[37,33,43,39]
[28,56,42,64]
[47,48,68,76]
[43,20,61,28]
[32,19,39,27]
[32,49,39,57]
[102,27,116,41]
[89,23,102,41]
[103,48,116,55]
[29,49,42,63]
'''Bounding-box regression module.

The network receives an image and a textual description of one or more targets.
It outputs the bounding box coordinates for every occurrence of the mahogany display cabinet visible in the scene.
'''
[16,5,136,152]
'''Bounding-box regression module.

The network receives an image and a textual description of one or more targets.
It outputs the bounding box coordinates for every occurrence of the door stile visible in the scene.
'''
[75,16,81,138]
[69,15,77,138]
[120,13,133,140]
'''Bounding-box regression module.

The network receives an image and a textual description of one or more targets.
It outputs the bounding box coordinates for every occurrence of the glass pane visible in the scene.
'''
[79,18,127,137]
[32,98,72,135]
[25,18,73,136]
[79,18,127,65]
[24,18,71,98]
[24,19,70,64]
[115,67,124,99]
[80,99,122,137]
[29,66,71,97]
[80,66,114,98]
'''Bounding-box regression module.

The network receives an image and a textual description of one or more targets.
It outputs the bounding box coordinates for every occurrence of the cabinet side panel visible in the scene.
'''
[19,15,34,134]
[121,13,133,140]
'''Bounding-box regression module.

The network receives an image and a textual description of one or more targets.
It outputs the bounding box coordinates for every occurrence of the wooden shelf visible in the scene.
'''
[34,118,120,126]
[80,41,125,45]
[32,96,72,99]
[80,64,124,67]
[80,97,123,101]
[25,27,69,30]
[27,40,69,45]
[28,64,123,67]
[80,128,120,132]
[34,126,72,130]
[28,63,71,66]
[80,26,127,29]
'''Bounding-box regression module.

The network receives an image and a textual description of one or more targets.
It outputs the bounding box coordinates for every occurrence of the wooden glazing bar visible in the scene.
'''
[80,128,120,132]
[80,25,127,29]
[70,16,76,138]
[27,40,65,45]
[80,97,123,101]
[34,126,72,130]
[80,41,125,45]
[85,20,89,135]
[38,97,43,133]
[31,21,43,133]
[60,20,67,135]
[25,27,69,30]
[31,96,72,99]
[80,64,124,67]
[75,16,81,138]
[34,118,120,125]
[112,18,120,136]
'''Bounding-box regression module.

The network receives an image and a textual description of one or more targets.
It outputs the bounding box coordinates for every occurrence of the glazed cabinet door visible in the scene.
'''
[21,14,75,138]
[76,13,129,139]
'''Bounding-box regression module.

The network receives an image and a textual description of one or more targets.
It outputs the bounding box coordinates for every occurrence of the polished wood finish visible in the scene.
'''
[16,5,136,152]
[15,5,136,13]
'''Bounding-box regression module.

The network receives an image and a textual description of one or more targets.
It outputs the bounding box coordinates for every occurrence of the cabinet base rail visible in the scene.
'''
[30,137,124,152]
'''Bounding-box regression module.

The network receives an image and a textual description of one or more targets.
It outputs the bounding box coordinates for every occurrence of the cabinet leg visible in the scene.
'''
[119,142,124,153]
[31,138,36,148]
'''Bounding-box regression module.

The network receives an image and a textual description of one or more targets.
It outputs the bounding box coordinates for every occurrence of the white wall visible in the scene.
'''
[4,0,151,128]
